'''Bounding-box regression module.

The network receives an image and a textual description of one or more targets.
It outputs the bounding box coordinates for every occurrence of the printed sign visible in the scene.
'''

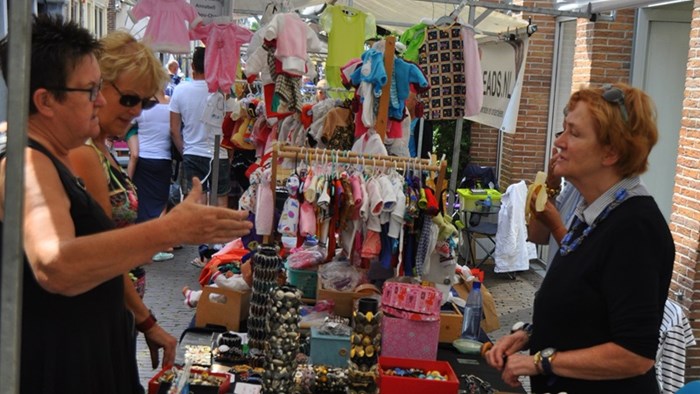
[466,35,529,133]
[190,0,227,23]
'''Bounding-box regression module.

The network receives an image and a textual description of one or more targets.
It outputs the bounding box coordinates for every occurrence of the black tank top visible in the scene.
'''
[0,139,142,393]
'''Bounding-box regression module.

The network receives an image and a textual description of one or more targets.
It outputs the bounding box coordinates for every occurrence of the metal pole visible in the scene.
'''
[417,117,425,158]
[209,134,221,207]
[1,1,32,392]
[447,118,463,215]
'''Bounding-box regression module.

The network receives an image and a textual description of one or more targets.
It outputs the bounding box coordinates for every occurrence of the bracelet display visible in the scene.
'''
[136,310,157,333]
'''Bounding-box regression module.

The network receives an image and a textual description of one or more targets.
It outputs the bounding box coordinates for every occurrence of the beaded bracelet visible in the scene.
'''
[546,186,560,199]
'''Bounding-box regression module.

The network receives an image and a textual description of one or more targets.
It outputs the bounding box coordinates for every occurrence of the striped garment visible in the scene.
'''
[657,299,696,393]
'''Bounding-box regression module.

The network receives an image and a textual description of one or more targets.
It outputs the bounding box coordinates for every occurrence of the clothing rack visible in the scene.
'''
[261,143,448,244]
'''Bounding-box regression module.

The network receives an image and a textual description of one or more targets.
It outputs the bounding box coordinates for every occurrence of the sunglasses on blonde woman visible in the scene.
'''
[111,82,157,109]
[601,84,629,124]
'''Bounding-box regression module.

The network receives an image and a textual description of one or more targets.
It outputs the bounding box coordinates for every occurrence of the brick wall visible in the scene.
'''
[107,0,116,32]
[674,0,700,381]
[572,10,635,87]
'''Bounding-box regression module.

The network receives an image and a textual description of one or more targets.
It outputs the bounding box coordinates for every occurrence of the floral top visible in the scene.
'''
[88,140,138,228]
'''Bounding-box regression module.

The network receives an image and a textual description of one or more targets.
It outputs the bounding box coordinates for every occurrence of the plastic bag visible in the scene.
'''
[318,258,361,292]
[287,249,325,270]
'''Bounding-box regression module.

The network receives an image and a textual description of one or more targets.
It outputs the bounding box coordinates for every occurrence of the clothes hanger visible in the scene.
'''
[293,152,300,178]
[434,0,466,26]
[434,13,458,27]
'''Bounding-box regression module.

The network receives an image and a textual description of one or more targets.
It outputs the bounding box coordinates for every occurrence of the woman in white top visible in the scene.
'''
[131,90,174,223]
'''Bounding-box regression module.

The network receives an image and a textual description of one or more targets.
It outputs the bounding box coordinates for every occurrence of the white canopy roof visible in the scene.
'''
[232,0,529,36]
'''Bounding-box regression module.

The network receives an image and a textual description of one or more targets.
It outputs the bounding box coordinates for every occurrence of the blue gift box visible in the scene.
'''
[310,327,351,368]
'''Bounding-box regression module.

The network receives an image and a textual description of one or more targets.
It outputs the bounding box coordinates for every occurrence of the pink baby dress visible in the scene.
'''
[190,22,254,93]
[129,0,201,54]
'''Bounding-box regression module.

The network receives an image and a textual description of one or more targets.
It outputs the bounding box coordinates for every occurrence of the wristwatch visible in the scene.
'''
[540,347,557,375]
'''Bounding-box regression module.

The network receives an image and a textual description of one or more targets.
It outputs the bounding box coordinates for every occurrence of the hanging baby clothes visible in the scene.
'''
[263,13,322,77]
[240,167,262,212]
[352,132,388,157]
[399,22,428,63]
[278,174,301,237]
[255,169,274,236]
[351,48,387,128]
[129,0,200,54]
[307,98,336,145]
[389,58,428,120]
[266,44,303,114]
[320,5,376,97]
[190,22,254,93]
[321,107,355,151]
[461,27,483,117]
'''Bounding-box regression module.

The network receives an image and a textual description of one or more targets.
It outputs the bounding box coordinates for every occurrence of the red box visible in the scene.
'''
[378,356,459,394]
[148,367,231,394]
[381,316,440,360]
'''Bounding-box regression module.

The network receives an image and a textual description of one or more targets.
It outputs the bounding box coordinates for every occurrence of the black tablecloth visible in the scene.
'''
[437,344,526,393]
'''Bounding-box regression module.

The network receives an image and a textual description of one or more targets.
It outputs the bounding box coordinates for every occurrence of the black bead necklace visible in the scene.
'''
[559,188,628,256]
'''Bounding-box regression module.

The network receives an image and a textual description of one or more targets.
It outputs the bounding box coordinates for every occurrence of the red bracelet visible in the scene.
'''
[136,311,157,333]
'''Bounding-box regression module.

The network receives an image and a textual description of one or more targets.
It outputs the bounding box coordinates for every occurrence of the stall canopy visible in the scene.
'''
[233,0,529,36]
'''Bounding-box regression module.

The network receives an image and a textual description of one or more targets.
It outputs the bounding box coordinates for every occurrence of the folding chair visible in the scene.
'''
[465,201,499,268]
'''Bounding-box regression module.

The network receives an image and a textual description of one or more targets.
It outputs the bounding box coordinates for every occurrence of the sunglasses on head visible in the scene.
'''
[111,82,157,110]
[601,84,629,124]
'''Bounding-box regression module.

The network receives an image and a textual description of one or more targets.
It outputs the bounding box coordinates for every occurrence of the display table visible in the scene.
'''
[171,325,524,393]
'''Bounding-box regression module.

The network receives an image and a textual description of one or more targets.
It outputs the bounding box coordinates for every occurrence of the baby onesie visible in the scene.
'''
[278,174,301,237]
[190,21,254,93]
[129,0,200,54]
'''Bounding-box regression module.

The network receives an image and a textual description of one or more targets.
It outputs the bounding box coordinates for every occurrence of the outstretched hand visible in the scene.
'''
[167,178,253,245]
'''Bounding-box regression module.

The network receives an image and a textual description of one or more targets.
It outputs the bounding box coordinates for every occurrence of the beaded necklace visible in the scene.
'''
[559,188,628,256]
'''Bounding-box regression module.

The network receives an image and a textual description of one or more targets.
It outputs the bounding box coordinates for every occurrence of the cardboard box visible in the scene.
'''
[438,308,464,343]
[378,356,459,394]
[454,275,500,333]
[310,327,351,368]
[437,275,500,343]
[195,286,250,332]
[382,316,440,360]
[315,276,365,318]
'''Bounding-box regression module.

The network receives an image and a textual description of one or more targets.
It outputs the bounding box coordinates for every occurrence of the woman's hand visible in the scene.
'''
[529,198,568,244]
[530,199,562,230]
[485,331,530,371]
[500,353,541,387]
[165,178,253,245]
[546,147,562,189]
[143,324,178,369]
